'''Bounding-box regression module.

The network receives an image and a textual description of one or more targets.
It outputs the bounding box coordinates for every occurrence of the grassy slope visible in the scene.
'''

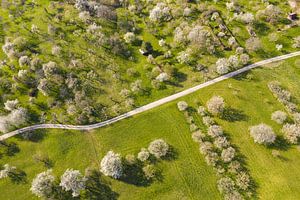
[1,57,300,199]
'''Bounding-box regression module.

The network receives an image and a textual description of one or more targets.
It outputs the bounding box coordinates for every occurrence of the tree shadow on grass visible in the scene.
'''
[120,163,151,187]
[162,145,179,161]
[84,170,119,200]
[221,107,248,122]
[9,169,27,184]
[16,129,46,142]
[233,71,252,81]
[269,135,291,151]
[0,141,20,156]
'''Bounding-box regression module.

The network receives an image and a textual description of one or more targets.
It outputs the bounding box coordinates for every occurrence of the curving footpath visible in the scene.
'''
[1,51,300,141]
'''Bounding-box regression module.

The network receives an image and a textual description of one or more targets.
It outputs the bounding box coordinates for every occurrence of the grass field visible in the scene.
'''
[1,57,300,199]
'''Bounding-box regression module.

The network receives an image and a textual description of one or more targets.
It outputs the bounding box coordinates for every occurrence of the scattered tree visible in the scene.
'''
[271,111,287,124]
[30,170,55,198]
[177,101,188,111]
[100,151,123,179]
[148,139,169,158]
[59,169,87,197]
[207,96,225,115]
[249,124,276,145]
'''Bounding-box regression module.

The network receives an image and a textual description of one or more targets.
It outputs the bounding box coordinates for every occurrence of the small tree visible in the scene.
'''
[177,101,188,111]
[59,169,87,197]
[208,125,223,138]
[217,177,235,194]
[245,37,262,52]
[148,139,169,158]
[137,148,150,162]
[30,170,55,198]
[282,124,300,144]
[249,124,276,145]
[199,141,213,155]
[123,32,136,44]
[216,58,229,75]
[207,96,225,115]
[271,111,287,124]
[142,164,156,180]
[4,99,19,111]
[214,136,230,149]
[221,147,235,163]
[293,36,300,48]
[0,164,16,179]
[236,172,251,191]
[100,151,123,179]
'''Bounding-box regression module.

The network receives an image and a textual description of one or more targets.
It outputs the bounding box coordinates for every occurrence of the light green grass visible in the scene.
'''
[1,59,300,199]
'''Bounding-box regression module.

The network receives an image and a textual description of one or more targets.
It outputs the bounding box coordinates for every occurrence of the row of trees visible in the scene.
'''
[177,97,253,199]
[268,81,300,144]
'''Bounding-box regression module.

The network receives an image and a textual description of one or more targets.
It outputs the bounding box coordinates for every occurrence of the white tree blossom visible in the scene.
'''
[249,124,276,145]
[177,101,188,111]
[271,111,287,124]
[245,37,262,52]
[148,139,169,158]
[123,32,136,44]
[4,99,19,111]
[30,170,55,198]
[216,58,230,75]
[156,72,169,82]
[236,12,254,24]
[208,125,224,138]
[59,169,87,197]
[19,56,30,67]
[293,36,300,48]
[282,123,300,144]
[137,148,150,162]
[149,3,171,22]
[221,147,235,163]
[8,107,27,127]
[0,164,16,179]
[52,45,61,56]
[207,96,225,115]
[2,41,14,55]
[239,54,250,65]
[100,151,123,179]
[176,50,191,64]
[228,55,239,69]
